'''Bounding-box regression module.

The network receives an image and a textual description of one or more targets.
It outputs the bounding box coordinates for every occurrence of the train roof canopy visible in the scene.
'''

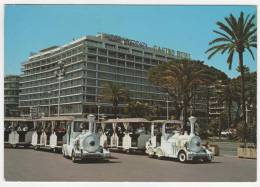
[152,119,183,125]
[4,117,34,122]
[34,116,74,121]
[105,118,150,123]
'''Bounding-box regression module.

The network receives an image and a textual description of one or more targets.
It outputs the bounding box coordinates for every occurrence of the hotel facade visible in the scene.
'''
[19,33,191,118]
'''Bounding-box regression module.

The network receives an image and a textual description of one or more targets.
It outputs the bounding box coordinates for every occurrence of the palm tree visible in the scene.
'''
[206,12,256,146]
[150,60,212,130]
[100,82,128,118]
[125,101,156,119]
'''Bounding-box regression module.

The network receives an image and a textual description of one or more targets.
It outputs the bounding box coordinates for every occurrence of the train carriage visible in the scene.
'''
[4,117,34,148]
[101,118,152,153]
[31,116,73,151]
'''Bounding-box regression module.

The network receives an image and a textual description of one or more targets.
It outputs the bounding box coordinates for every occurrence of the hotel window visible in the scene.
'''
[98,57,107,64]
[87,62,96,70]
[118,60,125,67]
[87,55,96,61]
[117,75,125,82]
[108,51,117,57]
[126,62,134,69]
[99,64,109,72]
[117,67,125,74]
[135,64,142,70]
[118,53,125,59]
[144,58,150,64]
[86,79,96,86]
[126,54,134,61]
[108,58,117,66]
[86,87,96,94]
[105,44,116,49]
[98,49,107,56]
[87,71,96,78]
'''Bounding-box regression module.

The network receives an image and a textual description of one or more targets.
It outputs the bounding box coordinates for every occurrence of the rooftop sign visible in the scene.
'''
[98,33,148,48]
[97,33,191,59]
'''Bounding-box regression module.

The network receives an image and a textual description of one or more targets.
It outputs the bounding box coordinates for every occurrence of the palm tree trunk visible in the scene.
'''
[218,116,222,140]
[113,101,118,118]
[227,100,232,129]
[238,52,247,147]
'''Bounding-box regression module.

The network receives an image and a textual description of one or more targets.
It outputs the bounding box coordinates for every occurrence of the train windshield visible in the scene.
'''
[128,123,150,134]
[73,121,89,132]
[165,123,182,134]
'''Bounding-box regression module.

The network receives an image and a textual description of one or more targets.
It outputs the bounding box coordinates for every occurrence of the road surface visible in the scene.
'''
[4,148,256,182]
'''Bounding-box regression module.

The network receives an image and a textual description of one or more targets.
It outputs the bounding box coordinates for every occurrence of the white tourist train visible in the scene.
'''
[4,117,34,148]
[31,116,73,152]
[99,118,151,153]
[62,114,110,162]
[145,116,214,162]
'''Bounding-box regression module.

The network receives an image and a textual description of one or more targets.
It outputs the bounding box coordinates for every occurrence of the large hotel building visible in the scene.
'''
[19,33,191,118]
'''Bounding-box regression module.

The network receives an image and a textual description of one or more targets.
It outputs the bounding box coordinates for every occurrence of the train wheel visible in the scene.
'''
[156,149,163,160]
[71,151,77,163]
[147,147,154,158]
[178,151,187,163]
[62,149,67,158]
[203,158,211,163]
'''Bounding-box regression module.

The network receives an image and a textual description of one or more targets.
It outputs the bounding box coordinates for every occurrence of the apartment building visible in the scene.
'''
[4,75,20,117]
[208,80,226,120]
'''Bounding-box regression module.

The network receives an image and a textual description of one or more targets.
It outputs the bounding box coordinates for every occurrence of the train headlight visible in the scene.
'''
[189,136,202,153]
[82,135,99,153]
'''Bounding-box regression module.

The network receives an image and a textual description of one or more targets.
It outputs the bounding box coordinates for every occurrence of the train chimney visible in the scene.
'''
[189,116,197,135]
[88,114,96,133]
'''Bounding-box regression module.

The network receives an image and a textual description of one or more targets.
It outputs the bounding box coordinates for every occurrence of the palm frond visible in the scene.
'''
[227,50,234,70]
[207,45,229,59]
[243,14,256,36]
[217,20,237,40]
[209,37,232,45]
[213,30,233,41]
[206,43,229,53]
[246,47,255,61]
[224,15,238,39]
[243,28,257,41]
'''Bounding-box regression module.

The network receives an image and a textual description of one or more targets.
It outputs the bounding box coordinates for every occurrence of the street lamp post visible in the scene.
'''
[55,61,65,117]
[166,98,169,120]
[47,91,51,116]
[245,101,253,124]
[97,105,100,122]
[164,93,169,120]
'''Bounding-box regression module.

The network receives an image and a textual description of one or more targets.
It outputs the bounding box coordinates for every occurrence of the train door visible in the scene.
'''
[115,122,125,147]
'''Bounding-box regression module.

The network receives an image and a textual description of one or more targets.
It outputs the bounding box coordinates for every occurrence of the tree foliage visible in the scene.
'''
[149,59,215,129]
[125,101,157,120]
[99,82,129,118]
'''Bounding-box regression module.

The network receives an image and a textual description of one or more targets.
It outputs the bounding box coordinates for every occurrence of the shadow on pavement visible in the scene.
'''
[151,157,222,164]
[75,160,121,164]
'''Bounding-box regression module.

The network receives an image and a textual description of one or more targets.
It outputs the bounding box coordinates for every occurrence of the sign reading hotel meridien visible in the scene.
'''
[98,33,191,59]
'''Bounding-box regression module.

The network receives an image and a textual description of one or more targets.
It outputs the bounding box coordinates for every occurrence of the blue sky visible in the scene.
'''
[4,5,257,78]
